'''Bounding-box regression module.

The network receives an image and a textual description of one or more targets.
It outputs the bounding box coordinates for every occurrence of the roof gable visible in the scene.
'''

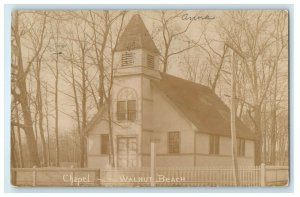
[115,14,160,54]
[152,73,255,140]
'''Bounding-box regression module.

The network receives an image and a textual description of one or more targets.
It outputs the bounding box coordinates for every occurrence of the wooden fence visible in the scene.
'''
[11,166,100,186]
[11,164,288,187]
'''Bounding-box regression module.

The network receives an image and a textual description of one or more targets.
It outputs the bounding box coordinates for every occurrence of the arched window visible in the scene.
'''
[116,88,137,121]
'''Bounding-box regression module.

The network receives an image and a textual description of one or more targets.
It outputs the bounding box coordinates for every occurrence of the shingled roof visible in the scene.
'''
[152,73,255,140]
[115,14,160,54]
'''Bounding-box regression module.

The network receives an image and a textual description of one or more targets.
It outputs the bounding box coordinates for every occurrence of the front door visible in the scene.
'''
[117,137,137,168]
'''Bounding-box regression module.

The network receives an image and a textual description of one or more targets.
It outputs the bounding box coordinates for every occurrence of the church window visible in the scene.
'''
[117,101,126,120]
[117,88,137,121]
[127,100,137,121]
[168,131,180,154]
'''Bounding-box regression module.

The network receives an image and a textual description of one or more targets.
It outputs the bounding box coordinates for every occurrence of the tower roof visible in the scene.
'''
[115,14,160,54]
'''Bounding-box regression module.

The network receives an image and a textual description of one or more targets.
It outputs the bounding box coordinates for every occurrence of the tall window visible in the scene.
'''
[117,101,126,120]
[168,131,180,154]
[147,54,154,69]
[117,88,137,122]
[237,138,245,156]
[122,52,134,67]
[117,100,137,121]
[101,134,110,155]
[209,135,219,155]
[127,100,137,121]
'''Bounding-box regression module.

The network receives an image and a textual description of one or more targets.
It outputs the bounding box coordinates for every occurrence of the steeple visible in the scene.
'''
[116,14,160,54]
[114,14,161,80]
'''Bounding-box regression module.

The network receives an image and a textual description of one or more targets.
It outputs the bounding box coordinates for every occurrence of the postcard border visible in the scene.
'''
[4,3,294,193]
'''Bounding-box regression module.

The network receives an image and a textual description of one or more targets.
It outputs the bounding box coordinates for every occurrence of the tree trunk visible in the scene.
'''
[80,61,87,168]
[12,11,40,167]
[15,106,24,167]
[163,54,169,73]
[45,83,51,166]
[18,83,41,167]
[211,45,227,92]
[54,53,60,167]
[36,61,48,166]
[107,97,115,167]
[11,126,18,167]
[254,105,262,165]
[230,51,239,186]
[270,60,279,165]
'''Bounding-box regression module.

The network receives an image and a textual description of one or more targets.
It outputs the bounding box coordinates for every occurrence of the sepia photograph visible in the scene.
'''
[10,9,289,187]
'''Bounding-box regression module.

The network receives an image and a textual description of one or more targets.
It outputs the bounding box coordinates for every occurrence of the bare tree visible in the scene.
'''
[30,20,51,166]
[220,11,288,165]
[85,11,126,109]
[46,14,69,166]
[153,11,199,73]
[32,58,49,166]
[74,17,90,167]
[11,11,48,167]
[105,13,126,167]
[44,83,51,166]
[267,11,288,165]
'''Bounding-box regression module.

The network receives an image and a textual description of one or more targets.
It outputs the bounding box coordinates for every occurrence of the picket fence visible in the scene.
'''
[11,165,288,187]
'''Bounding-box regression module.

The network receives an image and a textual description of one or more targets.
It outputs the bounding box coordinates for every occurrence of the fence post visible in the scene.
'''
[260,163,266,186]
[71,165,74,186]
[32,166,37,186]
[11,169,17,186]
[150,140,156,187]
[97,169,101,186]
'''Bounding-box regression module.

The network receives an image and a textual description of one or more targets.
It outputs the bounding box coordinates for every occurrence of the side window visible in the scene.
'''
[168,131,180,154]
[101,134,110,155]
[209,135,219,155]
[237,138,245,156]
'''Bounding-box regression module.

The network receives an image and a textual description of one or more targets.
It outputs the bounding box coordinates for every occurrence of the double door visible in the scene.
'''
[117,137,137,168]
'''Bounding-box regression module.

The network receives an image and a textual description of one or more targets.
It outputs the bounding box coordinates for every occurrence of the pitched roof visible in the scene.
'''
[85,72,254,140]
[152,73,255,140]
[85,103,108,133]
[115,14,160,54]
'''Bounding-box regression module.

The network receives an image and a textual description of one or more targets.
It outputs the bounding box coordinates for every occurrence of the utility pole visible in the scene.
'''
[54,50,62,167]
[150,139,159,187]
[230,50,239,186]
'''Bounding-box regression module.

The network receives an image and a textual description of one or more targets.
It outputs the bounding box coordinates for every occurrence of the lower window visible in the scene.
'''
[168,131,180,154]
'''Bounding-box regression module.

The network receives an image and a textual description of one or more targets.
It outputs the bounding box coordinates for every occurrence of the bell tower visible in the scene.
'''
[111,14,160,168]
[114,14,161,80]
